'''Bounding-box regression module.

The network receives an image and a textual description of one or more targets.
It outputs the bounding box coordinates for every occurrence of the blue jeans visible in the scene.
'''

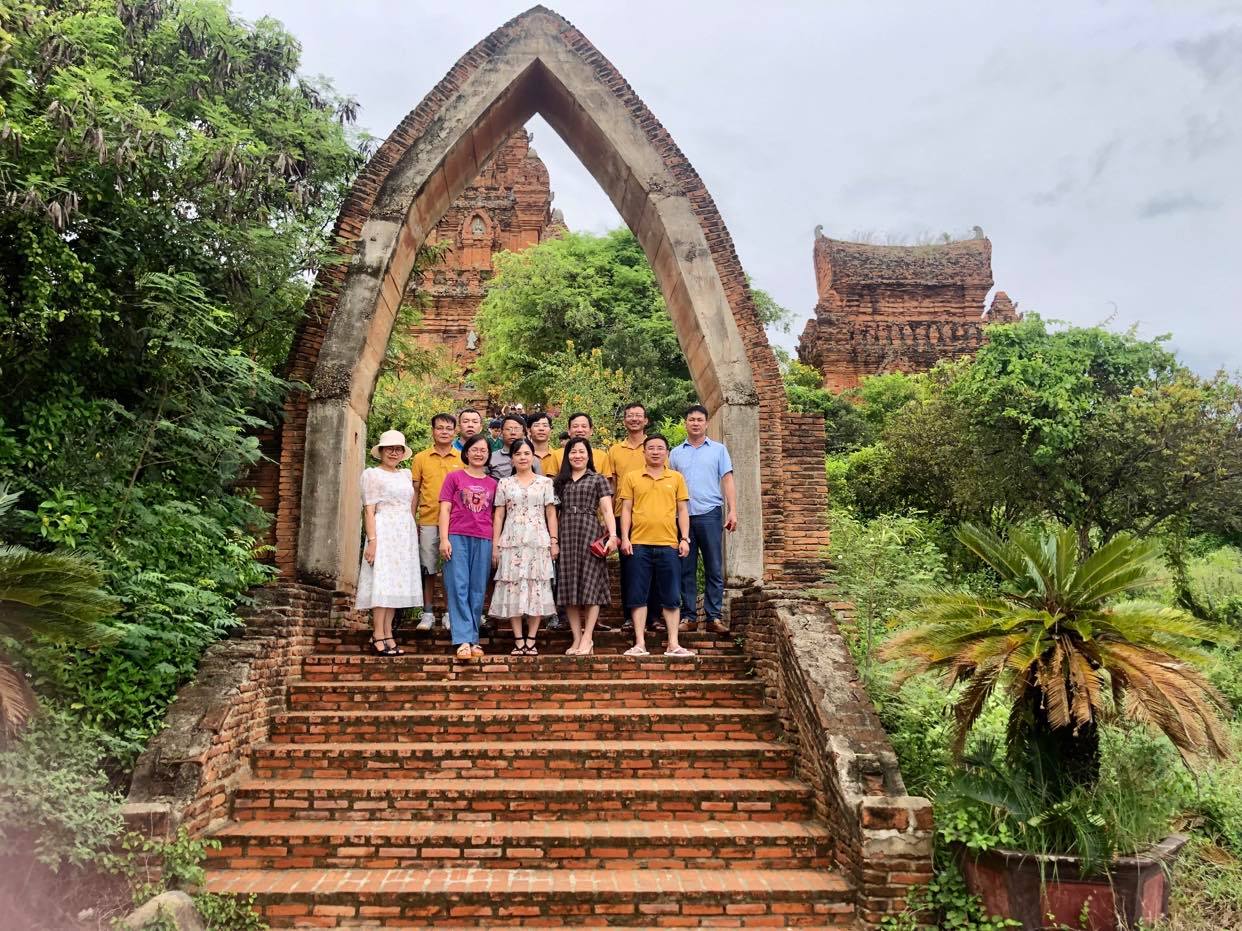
[681,506,724,621]
[443,534,491,645]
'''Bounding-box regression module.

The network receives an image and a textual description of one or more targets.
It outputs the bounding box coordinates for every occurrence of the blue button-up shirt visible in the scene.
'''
[669,437,733,516]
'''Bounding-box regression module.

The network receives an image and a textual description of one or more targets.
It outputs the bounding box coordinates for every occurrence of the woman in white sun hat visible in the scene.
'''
[356,429,423,655]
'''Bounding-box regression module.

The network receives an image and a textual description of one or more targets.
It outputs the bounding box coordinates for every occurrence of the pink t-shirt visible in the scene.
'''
[438,470,498,539]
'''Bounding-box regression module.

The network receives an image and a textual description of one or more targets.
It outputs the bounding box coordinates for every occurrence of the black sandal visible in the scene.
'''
[511,637,529,656]
[370,636,396,656]
[522,638,538,656]
[386,638,405,655]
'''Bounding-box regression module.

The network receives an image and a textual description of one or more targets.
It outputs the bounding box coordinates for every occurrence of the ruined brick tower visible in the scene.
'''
[404,129,564,396]
[797,229,1019,392]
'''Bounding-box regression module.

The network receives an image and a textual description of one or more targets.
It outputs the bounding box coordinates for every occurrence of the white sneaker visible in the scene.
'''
[441,612,451,630]
[416,611,435,632]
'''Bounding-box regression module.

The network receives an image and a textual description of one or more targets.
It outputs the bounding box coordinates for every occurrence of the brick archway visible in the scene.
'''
[273,6,826,592]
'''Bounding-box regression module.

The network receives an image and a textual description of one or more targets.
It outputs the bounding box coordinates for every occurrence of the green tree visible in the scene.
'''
[475,228,791,424]
[474,228,692,423]
[847,317,1242,544]
[0,0,361,760]
[884,523,1233,796]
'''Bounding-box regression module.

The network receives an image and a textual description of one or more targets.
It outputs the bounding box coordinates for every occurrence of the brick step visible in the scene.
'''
[205,819,835,870]
[205,867,854,928]
[315,629,739,657]
[300,653,751,682]
[268,708,781,743]
[250,740,794,780]
[231,776,814,823]
[286,677,764,711]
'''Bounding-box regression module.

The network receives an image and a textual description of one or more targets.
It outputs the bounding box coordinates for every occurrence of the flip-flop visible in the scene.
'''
[623,645,650,657]
[663,646,696,657]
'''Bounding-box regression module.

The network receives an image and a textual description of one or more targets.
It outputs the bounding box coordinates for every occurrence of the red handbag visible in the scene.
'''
[589,535,610,558]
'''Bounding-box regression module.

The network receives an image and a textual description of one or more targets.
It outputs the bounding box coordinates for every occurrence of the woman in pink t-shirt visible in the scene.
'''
[438,433,498,660]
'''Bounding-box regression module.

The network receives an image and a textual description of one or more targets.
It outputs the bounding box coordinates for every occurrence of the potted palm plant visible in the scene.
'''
[884,523,1233,931]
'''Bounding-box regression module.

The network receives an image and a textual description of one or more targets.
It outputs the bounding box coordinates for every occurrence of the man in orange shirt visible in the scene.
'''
[411,413,464,631]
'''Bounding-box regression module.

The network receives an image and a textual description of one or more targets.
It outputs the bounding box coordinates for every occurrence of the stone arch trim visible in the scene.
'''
[271,6,826,589]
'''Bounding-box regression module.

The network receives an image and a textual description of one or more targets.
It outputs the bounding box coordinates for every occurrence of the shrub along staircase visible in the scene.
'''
[201,623,857,927]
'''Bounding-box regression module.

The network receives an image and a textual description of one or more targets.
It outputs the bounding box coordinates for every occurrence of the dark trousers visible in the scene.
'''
[680,506,724,621]
[619,549,663,619]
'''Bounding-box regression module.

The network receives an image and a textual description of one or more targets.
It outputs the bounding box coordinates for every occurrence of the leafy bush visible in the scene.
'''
[880,862,1018,931]
[0,711,123,870]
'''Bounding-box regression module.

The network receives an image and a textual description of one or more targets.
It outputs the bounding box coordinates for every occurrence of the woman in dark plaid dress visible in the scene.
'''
[552,437,618,655]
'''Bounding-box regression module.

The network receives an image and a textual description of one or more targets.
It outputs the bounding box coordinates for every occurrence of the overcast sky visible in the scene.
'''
[232,0,1241,374]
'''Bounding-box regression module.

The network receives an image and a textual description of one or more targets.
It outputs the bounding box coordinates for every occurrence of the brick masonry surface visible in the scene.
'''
[798,230,1020,392]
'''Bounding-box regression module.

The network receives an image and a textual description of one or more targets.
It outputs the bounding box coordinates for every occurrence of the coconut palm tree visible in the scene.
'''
[0,486,120,744]
[883,523,1232,794]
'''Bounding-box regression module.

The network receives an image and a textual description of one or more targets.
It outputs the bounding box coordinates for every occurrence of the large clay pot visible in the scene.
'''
[957,835,1187,931]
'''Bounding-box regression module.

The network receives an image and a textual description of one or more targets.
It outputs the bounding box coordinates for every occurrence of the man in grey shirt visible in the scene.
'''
[486,413,543,480]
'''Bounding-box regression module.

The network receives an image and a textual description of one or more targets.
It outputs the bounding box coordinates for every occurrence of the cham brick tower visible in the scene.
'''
[403,129,564,404]
[797,228,1019,392]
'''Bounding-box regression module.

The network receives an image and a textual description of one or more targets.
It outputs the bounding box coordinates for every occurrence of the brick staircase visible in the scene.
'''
[203,624,856,927]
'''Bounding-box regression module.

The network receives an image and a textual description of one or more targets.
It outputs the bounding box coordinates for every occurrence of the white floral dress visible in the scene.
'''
[489,475,557,618]
[355,467,423,610]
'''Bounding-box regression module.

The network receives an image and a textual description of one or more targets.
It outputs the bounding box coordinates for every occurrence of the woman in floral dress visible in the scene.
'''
[552,437,617,656]
[490,438,559,654]
[356,429,423,655]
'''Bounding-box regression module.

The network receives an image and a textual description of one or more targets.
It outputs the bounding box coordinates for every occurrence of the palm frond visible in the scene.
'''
[956,523,1031,584]
[0,545,122,647]
[1069,534,1164,605]
[0,653,35,746]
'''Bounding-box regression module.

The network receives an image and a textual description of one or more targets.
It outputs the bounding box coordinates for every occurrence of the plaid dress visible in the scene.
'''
[555,472,612,606]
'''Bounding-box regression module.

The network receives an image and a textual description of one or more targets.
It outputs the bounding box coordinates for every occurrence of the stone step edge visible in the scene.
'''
[252,739,788,754]
[204,866,853,897]
[209,819,832,840]
[287,677,759,690]
[234,776,810,794]
[273,707,776,720]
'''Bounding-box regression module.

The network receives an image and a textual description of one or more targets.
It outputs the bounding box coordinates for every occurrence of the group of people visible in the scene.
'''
[355,402,736,662]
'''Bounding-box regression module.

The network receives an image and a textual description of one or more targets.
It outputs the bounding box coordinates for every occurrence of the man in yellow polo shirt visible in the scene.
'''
[608,402,657,630]
[410,413,463,631]
[618,434,693,658]
[547,412,613,477]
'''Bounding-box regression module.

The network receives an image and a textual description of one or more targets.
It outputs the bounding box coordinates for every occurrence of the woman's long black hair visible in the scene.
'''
[553,436,596,500]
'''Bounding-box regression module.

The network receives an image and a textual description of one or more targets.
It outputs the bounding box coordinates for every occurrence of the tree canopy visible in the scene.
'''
[0,0,361,759]
[821,316,1242,546]
[473,228,792,426]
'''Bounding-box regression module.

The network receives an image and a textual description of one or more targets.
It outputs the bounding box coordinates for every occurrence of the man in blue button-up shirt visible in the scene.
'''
[668,404,737,633]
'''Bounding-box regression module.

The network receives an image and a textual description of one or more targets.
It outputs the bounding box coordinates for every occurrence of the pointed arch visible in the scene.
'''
[273,6,826,590]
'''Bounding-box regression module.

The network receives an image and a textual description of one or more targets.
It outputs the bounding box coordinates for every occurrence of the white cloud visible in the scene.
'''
[231,0,1242,373]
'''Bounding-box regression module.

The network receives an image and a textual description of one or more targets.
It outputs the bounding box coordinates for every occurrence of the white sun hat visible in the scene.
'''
[370,429,413,461]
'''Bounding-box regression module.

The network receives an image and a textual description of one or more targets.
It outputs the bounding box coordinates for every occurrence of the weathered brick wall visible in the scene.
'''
[730,586,934,924]
[123,583,340,836]
[798,230,1019,392]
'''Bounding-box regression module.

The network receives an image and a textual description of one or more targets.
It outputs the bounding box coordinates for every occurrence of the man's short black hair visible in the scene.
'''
[643,434,669,450]
[501,414,527,430]
[566,411,593,428]
[526,411,552,428]
[622,402,647,416]
[457,407,481,421]
[430,412,456,429]
[685,403,710,420]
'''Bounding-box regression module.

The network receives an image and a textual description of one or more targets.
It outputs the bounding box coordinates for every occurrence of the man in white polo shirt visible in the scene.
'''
[668,404,737,634]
